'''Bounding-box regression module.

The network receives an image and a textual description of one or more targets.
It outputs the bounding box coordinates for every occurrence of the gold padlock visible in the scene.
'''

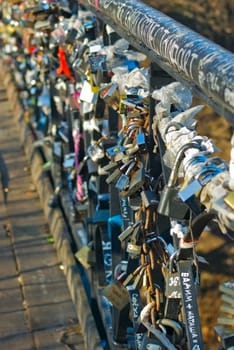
[75,243,95,269]
[224,191,234,211]
[87,70,100,94]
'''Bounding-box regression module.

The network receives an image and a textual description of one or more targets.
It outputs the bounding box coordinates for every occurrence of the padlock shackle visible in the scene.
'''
[168,142,201,187]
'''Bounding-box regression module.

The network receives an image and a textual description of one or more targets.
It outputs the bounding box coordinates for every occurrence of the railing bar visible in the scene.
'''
[82,0,234,123]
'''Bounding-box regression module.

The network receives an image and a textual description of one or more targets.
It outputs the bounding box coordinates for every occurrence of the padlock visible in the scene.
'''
[115,160,137,191]
[132,266,146,289]
[197,163,223,185]
[58,125,69,144]
[164,252,187,329]
[102,161,119,173]
[79,80,99,104]
[120,162,145,197]
[158,185,190,219]
[136,129,147,152]
[105,167,122,185]
[88,54,107,74]
[87,142,105,163]
[63,153,75,169]
[88,54,107,88]
[53,141,63,161]
[141,190,158,208]
[157,142,201,219]
[178,179,202,203]
[75,243,95,270]
[86,68,100,94]
[140,335,164,350]
[125,221,142,258]
[72,57,88,79]
[125,144,140,156]
[99,82,120,111]
[165,270,181,300]
[87,158,98,174]
[179,162,224,203]
[118,221,141,242]
[106,144,126,158]
[101,280,130,310]
[127,242,142,258]
[122,272,135,287]
[224,190,234,210]
[106,160,133,185]
[122,95,144,110]
[128,194,142,211]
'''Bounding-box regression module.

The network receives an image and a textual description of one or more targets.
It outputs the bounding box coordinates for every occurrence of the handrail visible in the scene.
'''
[81,0,234,123]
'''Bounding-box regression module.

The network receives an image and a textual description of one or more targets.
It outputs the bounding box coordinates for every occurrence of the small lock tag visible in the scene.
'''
[101,280,129,310]
[178,260,204,349]
[140,335,164,350]
[127,286,144,349]
[165,272,181,299]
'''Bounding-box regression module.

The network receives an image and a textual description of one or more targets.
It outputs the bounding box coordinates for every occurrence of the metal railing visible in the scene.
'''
[81,0,234,122]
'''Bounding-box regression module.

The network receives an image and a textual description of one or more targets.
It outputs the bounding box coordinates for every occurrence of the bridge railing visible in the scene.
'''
[2,1,234,349]
[81,0,234,123]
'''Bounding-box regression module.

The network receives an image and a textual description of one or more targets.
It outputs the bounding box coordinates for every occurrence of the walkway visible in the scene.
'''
[0,82,85,349]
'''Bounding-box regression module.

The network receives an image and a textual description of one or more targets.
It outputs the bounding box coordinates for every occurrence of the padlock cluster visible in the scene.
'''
[0,1,233,349]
